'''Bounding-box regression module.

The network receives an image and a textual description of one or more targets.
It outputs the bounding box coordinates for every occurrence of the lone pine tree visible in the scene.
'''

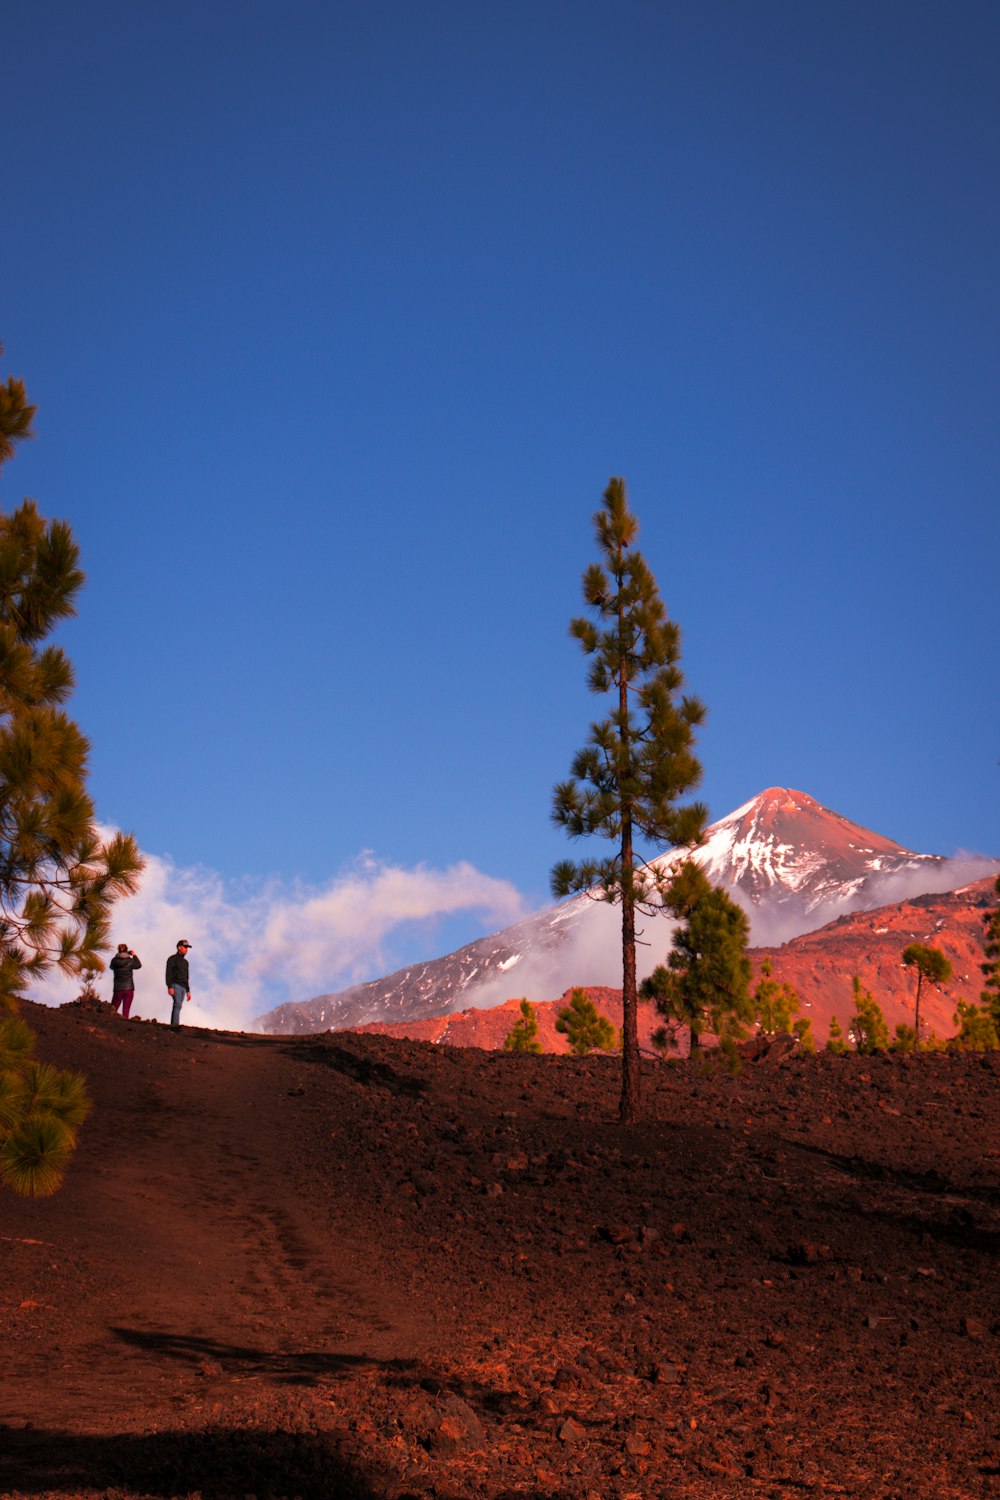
[552,478,706,1123]
[0,349,143,1195]
[901,943,952,1045]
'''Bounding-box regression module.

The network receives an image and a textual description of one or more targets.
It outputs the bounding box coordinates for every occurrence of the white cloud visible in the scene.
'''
[461,854,1000,1009]
[31,839,529,1031]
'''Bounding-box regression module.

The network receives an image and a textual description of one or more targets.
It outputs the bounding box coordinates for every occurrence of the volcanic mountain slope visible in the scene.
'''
[351,877,997,1052]
[259,788,963,1035]
[752,874,996,1043]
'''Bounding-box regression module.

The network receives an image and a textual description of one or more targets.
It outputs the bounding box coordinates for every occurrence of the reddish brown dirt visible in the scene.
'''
[3,997,1000,1499]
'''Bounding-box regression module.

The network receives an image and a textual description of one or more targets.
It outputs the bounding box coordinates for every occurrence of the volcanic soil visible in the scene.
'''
[3,1000,1000,1500]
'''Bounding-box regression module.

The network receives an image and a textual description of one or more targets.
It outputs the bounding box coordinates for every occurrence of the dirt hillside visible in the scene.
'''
[3,997,1000,1499]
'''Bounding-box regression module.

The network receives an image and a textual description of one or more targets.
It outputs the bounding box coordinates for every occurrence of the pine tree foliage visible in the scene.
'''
[893,1023,918,1052]
[0,348,142,1195]
[793,1016,816,1054]
[504,998,543,1054]
[0,1013,90,1197]
[826,1014,848,1055]
[849,975,890,1055]
[552,479,706,1121]
[952,998,999,1052]
[641,861,752,1052]
[902,943,952,1045]
[555,988,618,1056]
[981,876,1000,1022]
[753,958,804,1037]
[0,363,37,465]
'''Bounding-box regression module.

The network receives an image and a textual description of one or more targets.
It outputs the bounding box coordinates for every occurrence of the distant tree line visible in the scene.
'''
[506,873,1000,1061]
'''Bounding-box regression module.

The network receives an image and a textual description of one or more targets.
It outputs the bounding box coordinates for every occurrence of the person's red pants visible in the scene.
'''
[112,990,134,1019]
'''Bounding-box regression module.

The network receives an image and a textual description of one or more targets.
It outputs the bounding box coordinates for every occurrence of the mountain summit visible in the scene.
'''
[694,787,943,919]
[258,789,960,1036]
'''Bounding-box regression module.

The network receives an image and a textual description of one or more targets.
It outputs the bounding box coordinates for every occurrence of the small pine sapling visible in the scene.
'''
[980,876,1000,1025]
[793,1016,816,1054]
[893,1023,918,1053]
[78,969,101,1007]
[504,999,543,1054]
[555,989,619,1056]
[753,959,805,1037]
[952,999,1000,1052]
[849,976,890,1055]
[826,1014,849,1055]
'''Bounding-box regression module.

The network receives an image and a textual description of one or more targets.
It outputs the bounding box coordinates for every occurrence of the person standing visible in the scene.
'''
[110,943,142,1019]
[165,940,192,1029]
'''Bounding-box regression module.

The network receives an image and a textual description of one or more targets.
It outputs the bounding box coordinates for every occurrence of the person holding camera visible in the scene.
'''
[110,943,142,1019]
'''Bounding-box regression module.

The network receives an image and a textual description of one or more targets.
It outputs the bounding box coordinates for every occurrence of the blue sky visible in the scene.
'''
[4,2,999,1014]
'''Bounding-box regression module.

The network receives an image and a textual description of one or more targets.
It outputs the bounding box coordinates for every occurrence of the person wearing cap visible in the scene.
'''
[110,942,142,1019]
[165,940,192,1029]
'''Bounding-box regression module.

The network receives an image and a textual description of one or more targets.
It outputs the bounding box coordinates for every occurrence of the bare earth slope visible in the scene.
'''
[3,999,1000,1498]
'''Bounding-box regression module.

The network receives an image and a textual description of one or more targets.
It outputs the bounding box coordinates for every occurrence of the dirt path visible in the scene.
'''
[1,1009,437,1458]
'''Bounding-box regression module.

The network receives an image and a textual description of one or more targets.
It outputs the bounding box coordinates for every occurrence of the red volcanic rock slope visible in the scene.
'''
[754,875,995,1042]
[353,986,662,1054]
[351,877,997,1050]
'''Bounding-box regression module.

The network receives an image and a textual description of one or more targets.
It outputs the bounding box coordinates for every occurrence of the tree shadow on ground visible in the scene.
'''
[281,1040,429,1097]
[0,1423,378,1499]
[111,1325,417,1387]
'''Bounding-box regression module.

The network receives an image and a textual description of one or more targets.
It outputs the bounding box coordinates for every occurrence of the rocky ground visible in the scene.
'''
[3,998,1000,1499]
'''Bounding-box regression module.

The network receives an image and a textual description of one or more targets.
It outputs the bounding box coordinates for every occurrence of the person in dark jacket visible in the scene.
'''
[165,940,192,1028]
[110,943,142,1019]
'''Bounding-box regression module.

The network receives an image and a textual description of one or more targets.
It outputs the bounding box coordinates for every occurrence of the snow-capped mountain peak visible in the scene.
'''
[687,787,937,913]
[256,788,981,1036]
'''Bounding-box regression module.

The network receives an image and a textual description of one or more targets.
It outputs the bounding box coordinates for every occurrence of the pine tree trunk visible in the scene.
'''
[617,587,640,1126]
[914,970,923,1044]
[619,844,640,1124]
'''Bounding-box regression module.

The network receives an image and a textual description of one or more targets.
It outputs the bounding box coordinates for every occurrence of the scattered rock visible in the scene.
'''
[425,1395,485,1455]
[558,1416,587,1444]
[624,1431,652,1456]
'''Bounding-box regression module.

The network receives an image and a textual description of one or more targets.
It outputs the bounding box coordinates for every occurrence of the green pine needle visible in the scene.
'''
[0,1114,74,1197]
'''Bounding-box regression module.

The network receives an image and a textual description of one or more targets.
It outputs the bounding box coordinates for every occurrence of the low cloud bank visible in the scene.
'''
[744,854,1000,949]
[32,845,997,1030]
[32,840,528,1030]
[461,897,680,1014]
[461,854,1000,1012]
